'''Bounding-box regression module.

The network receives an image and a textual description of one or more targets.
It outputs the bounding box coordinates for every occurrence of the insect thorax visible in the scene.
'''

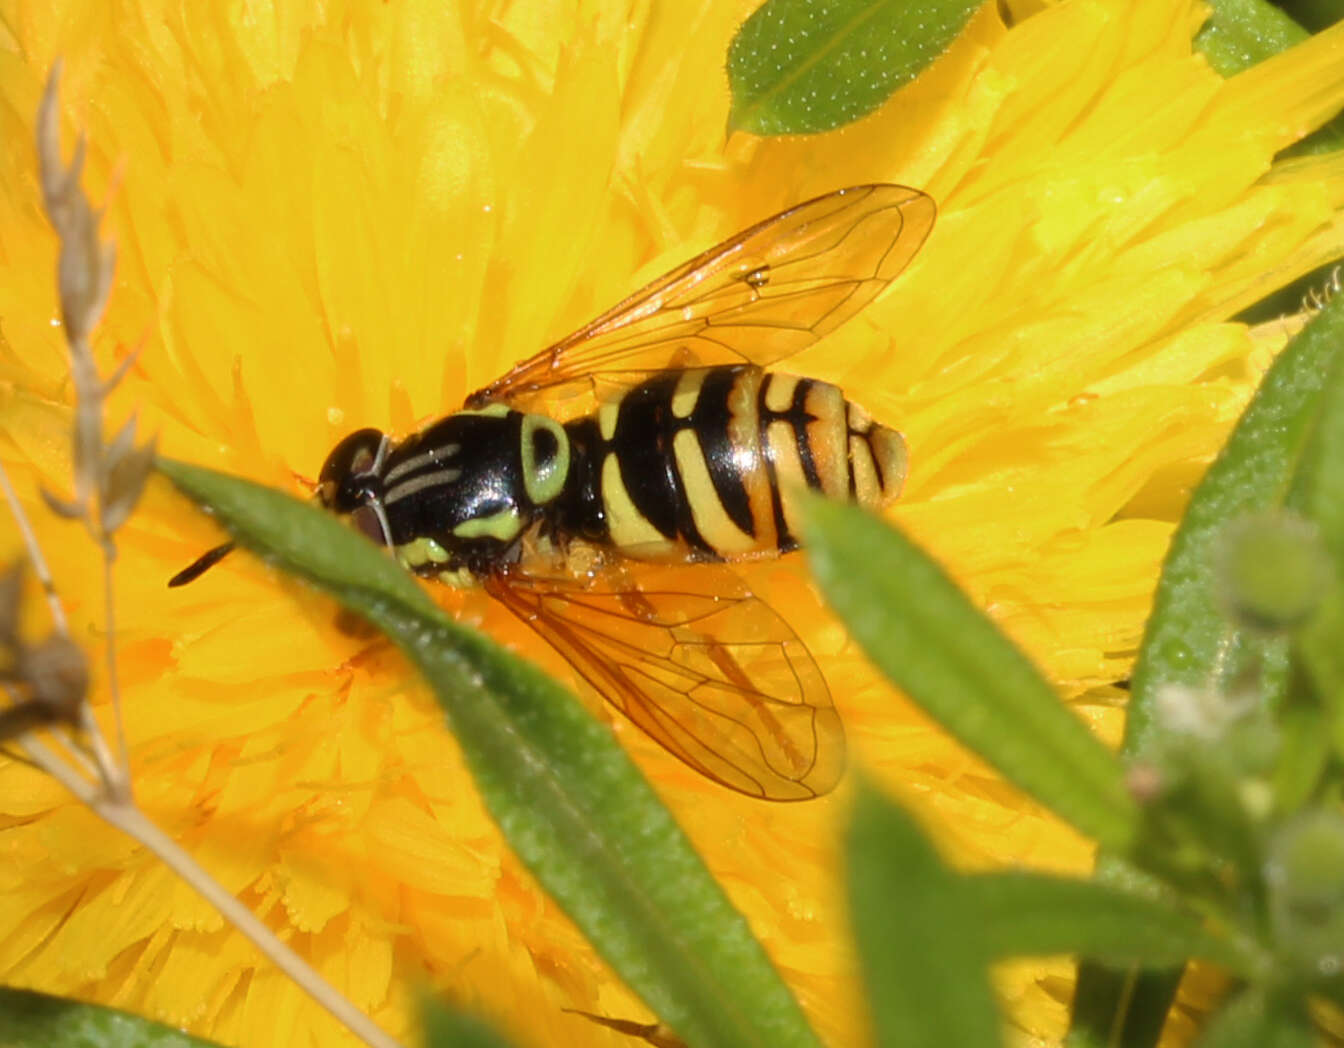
[327,404,571,586]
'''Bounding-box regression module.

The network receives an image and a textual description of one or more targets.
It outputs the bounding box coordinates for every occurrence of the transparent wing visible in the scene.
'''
[467,184,935,409]
[485,561,845,801]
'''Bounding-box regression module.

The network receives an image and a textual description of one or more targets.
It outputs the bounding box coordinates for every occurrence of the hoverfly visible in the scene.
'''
[171,184,936,801]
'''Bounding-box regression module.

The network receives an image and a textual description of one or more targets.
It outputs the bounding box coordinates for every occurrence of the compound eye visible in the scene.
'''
[350,504,388,546]
[319,428,386,488]
[520,415,570,505]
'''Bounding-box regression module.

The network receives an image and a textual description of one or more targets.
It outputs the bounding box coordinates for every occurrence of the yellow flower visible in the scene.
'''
[1,1,1342,1046]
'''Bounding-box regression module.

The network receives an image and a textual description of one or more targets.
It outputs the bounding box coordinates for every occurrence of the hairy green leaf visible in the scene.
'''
[1126,294,1344,755]
[159,460,823,1048]
[1075,224,1344,1048]
[1281,293,1344,775]
[846,781,999,1048]
[1285,289,1344,581]
[805,497,1137,851]
[968,873,1253,973]
[0,988,222,1048]
[727,0,980,135]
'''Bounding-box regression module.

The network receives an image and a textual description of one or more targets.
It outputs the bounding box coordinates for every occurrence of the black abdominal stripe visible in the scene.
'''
[584,365,907,560]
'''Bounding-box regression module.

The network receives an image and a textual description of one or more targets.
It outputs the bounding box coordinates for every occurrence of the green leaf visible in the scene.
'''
[0,987,223,1048]
[158,460,823,1048]
[804,497,1138,852]
[726,0,980,135]
[1194,1,1342,154]
[846,781,1000,1048]
[1269,697,1333,812]
[1286,267,1344,547]
[1073,226,1344,1048]
[1126,286,1344,756]
[966,872,1253,973]
[421,998,519,1048]
[1067,967,1183,1048]
[1191,989,1316,1048]
[1291,585,1344,745]
[1285,289,1344,579]
[1284,293,1344,766]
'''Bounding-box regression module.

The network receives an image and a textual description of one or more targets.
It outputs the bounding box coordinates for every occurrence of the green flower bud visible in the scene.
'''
[1216,511,1332,634]
[1265,810,1344,978]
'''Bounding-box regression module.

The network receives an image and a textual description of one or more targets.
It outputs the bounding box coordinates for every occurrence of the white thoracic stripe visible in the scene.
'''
[383,443,461,485]
[384,468,463,504]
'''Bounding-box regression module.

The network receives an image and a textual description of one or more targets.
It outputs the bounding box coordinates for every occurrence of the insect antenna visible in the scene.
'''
[168,480,323,589]
[167,541,235,587]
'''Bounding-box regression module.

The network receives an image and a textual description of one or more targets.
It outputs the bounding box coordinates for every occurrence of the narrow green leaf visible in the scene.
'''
[421,999,519,1048]
[967,872,1254,973]
[1067,966,1182,1048]
[158,460,823,1048]
[1293,586,1344,738]
[1074,237,1344,1048]
[0,987,223,1048]
[846,781,1000,1048]
[1283,294,1344,766]
[1194,0,1308,76]
[1192,989,1316,1048]
[726,0,980,135]
[1270,695,1333,812]
[1285,291,1344,570]
[1126,287,1344,755]
[805,497,1138,851]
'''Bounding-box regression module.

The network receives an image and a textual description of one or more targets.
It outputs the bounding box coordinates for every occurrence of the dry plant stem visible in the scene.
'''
[73,329,134,781]
[34,704,99,783]
[68,335,101,510]
[99,543,131,788]
[2,683,99,784]
[25,67,406,1048]
[3,458,402,1048]
[0,457,68,632]
[16,735,404,1048]
[70,329,134,785]
[0,499,405,1048]
[77,700,121,794]
[36,64,135,787]
[0,459,119,792]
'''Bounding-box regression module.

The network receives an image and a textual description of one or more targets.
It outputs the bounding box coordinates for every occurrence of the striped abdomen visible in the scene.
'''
[554,366,906,561]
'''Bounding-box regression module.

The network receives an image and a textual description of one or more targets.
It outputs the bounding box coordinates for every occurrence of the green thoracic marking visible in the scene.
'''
[437,565,477,588]
[453,506,522,541]
[455,403,511,419]
[520,414,571,505]
[395,536,450,568]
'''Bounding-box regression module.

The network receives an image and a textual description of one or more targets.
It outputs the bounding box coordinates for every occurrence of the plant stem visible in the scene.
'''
[99,545,131,799]
[0,461,67,632]
[17,733,405,1048]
